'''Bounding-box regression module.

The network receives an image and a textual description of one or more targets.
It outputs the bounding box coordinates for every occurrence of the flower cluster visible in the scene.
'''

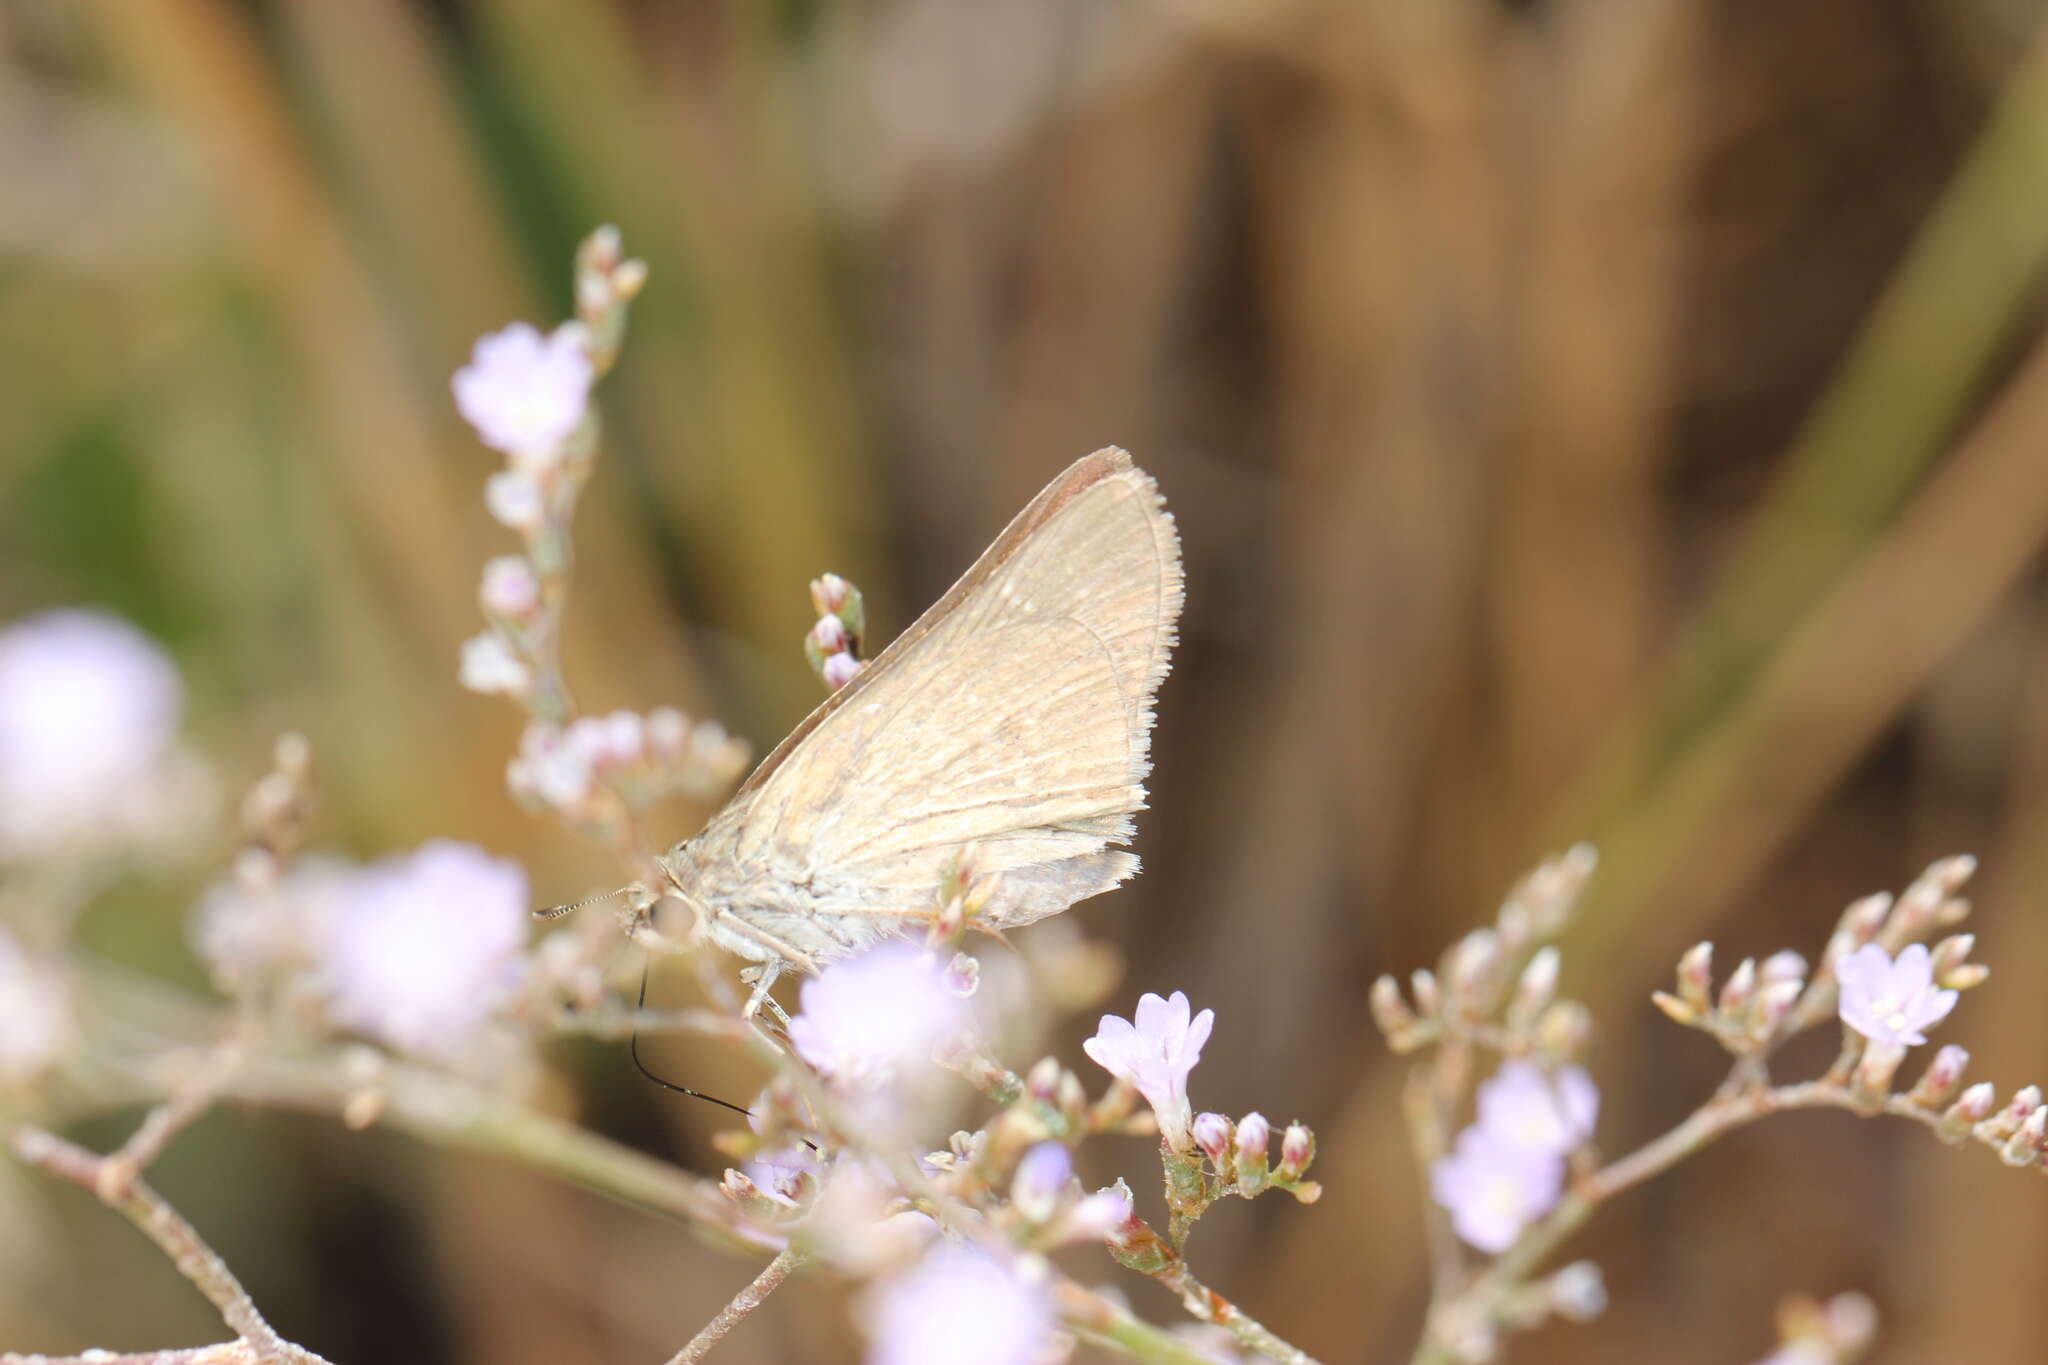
[1431,1060,1598,1253]
[804,573,869,691]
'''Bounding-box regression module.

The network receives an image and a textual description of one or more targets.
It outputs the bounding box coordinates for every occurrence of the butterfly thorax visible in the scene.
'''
[656,821,902,975]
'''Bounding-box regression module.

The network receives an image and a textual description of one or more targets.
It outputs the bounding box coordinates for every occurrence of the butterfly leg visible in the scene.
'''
[740,961,785,1022]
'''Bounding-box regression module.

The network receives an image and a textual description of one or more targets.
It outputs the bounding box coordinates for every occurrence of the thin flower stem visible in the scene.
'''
[9,1129,332,1365]
[101,1026,251,1195]
[1051,1281,1236,1365]
[1145,1262,1323,1365]
[661,1246,804,1365]
[0,1347,271,1365]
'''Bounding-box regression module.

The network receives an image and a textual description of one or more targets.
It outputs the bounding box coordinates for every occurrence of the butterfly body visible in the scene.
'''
[655,448,1183,994]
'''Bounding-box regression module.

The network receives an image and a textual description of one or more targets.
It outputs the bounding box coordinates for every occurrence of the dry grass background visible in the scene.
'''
[7,0,2048,1360]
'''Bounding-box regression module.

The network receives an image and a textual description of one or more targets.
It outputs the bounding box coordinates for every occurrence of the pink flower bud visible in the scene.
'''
[1026,1057,1061,1103]
[1192,1112,1232,1169]
[811,613,851,655]
[480,556,541,617]
[1235,1112,1271,1170]
[810,573,852,616]
[822,652,865,690]
[1279,1123,1314,1179]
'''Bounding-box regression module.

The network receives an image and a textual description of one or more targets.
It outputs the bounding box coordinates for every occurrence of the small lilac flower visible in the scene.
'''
[1083,990,1213,1150]
[452,322,593,465]
[316,841,530,1057]
[860,1245,1054,1365]
[480,556,541,617]
[459,632,529,696]
[0,610,183,856]
[508,723,597,809]
[1836,942,1957,1047]
[1063,1181,1134,1242]
[0,926,71,1083]
[788,942,971,1087]
[744,1142,822,1208]
[1010,1142,1071,1223]
[1475,1059,1598,1155]
[484,470,545,529]
[1431,1125,1565,1254]
[193,854,358,993]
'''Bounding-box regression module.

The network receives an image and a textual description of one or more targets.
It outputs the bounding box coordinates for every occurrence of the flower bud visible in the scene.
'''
[1448,929,1502,1006]
[1371,974,1417,1042]
[1909,1044,1970,1110]
[2000,1105,2048,1168]
[1510,947,1561,1026]
[1717,957,1757,1018]
[1278,1123,1315,1180]
[1943,963,1990,990]
[1651,991,1698,1027]
[1235,1112,1271,1175]
[810,613,850,655]
[1939,1082,1999,1143]
[943,951,980,997]
[821,652,865,690]
[1535,1000,1593,1062]
[1192,1112,1232,1171]
[1410,969,1443,1018]
[1011,1142,1072,1224]
[1759,949,1807,985]
[1839,892,1893,948]
[1026,1056,1061,1104]
[1056,1070,1088,1124]
[1676,941,1714,1010]
[810,572,852,616]
[1548,1261,1607,1322]
[1750,979,1802,1039]
[1930,933,1974,980]
[1063,1182,1133,1243]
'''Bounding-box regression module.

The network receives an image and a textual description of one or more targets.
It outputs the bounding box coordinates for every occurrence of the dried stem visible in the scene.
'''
[661,1246,804,1365]
[9,1128,332,1365]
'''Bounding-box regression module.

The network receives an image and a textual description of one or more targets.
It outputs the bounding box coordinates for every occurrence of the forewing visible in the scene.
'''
[718,449,1182,927]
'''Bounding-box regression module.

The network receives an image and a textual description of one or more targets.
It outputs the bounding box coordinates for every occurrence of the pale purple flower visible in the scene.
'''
[1836,942,1957,1047]
[193,855,358,993]
[745,1142,822,1208]
[316,841,530,1057]
[1009,1142,1071,1223]
[1083,990,1213,1150]
[1063,1181,1134,1243]
[788,942,971,1086]
[484,470,545,529]
[0,925,71,1083]
[459,632,529,696]
[452,322,593,464]
[0,610,183,856]
[861,1245,1054,1365]
[1431,1125,1565,1254]
[1475,1060,1598,1156]
[508,723,597,808]
[480,556,540,617]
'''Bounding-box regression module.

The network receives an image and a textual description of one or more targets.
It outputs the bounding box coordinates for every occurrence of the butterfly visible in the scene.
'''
[656,447,1183,1014]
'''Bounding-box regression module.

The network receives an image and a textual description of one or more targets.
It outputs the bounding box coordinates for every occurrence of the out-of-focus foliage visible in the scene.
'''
[8,0,2048,1360]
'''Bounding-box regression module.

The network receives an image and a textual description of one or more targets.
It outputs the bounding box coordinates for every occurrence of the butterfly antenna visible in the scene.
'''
[627,960,758,1120]
[535,885,631,921]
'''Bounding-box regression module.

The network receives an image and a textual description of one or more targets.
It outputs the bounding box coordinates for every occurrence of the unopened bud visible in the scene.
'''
[1535,1000,1593,1062]
[1677,941,1714,1010]
[1448,929,1502,1006]
[1510,947,1561,1026]
[1192,1112,1232,1171]
[810,573,852,616]
[1943,963,1990,990]
[1410,969,1443,1018]
[1651,991,1699,1027]
[1929,933,1974,979]
[1840,892,1893,948]
[944,951,979,997]
[1750,979,1803,1039]
[612,257,648,299]
[1985,1086,2042,1141]
[1011,1142,1072,1224]
[1026,1057,1061,1103]
[810,613,851,655]
[1759,950,1807,986]
[1278,1123,1315,1180]
[1548,1261,1607,1322]
[1235,1112,1270,1175]
[2001,1106,2048,1167]
[1940,1082,1999,1143]
[585,223,623,270]
[821,652,865,690]
[1910,1044,1970,1109]
[1056,1070,1087,1122]
[1717,958,1757,1018]
[1371,975,1418,1043]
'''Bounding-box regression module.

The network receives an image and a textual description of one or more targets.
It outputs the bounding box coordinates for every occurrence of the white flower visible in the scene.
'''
[316,841,530,1057]
[452,322,593,465]
[860,1245,1054,1365]
[1836,942,1957,1047]
[1082,990,1213,1150]
[193,855,358,993]
[1430,1125,1565,1254]
[459,632,529,697]
[788,942,970,1088]
[0,926,71,1084]
[480,556,540,617]
[0,610,183,857]
[484,470,545,529]
[1475,1060,1598,1156]
[507,723,598,808]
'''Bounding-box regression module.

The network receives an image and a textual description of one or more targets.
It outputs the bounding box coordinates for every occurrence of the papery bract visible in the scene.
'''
[860,1244,1054,1365]
[1083,990,1213,1150]
[1836,942,1957,1047]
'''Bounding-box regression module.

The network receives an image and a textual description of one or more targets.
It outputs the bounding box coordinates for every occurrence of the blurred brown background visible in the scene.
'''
[9,0,2048,1360]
